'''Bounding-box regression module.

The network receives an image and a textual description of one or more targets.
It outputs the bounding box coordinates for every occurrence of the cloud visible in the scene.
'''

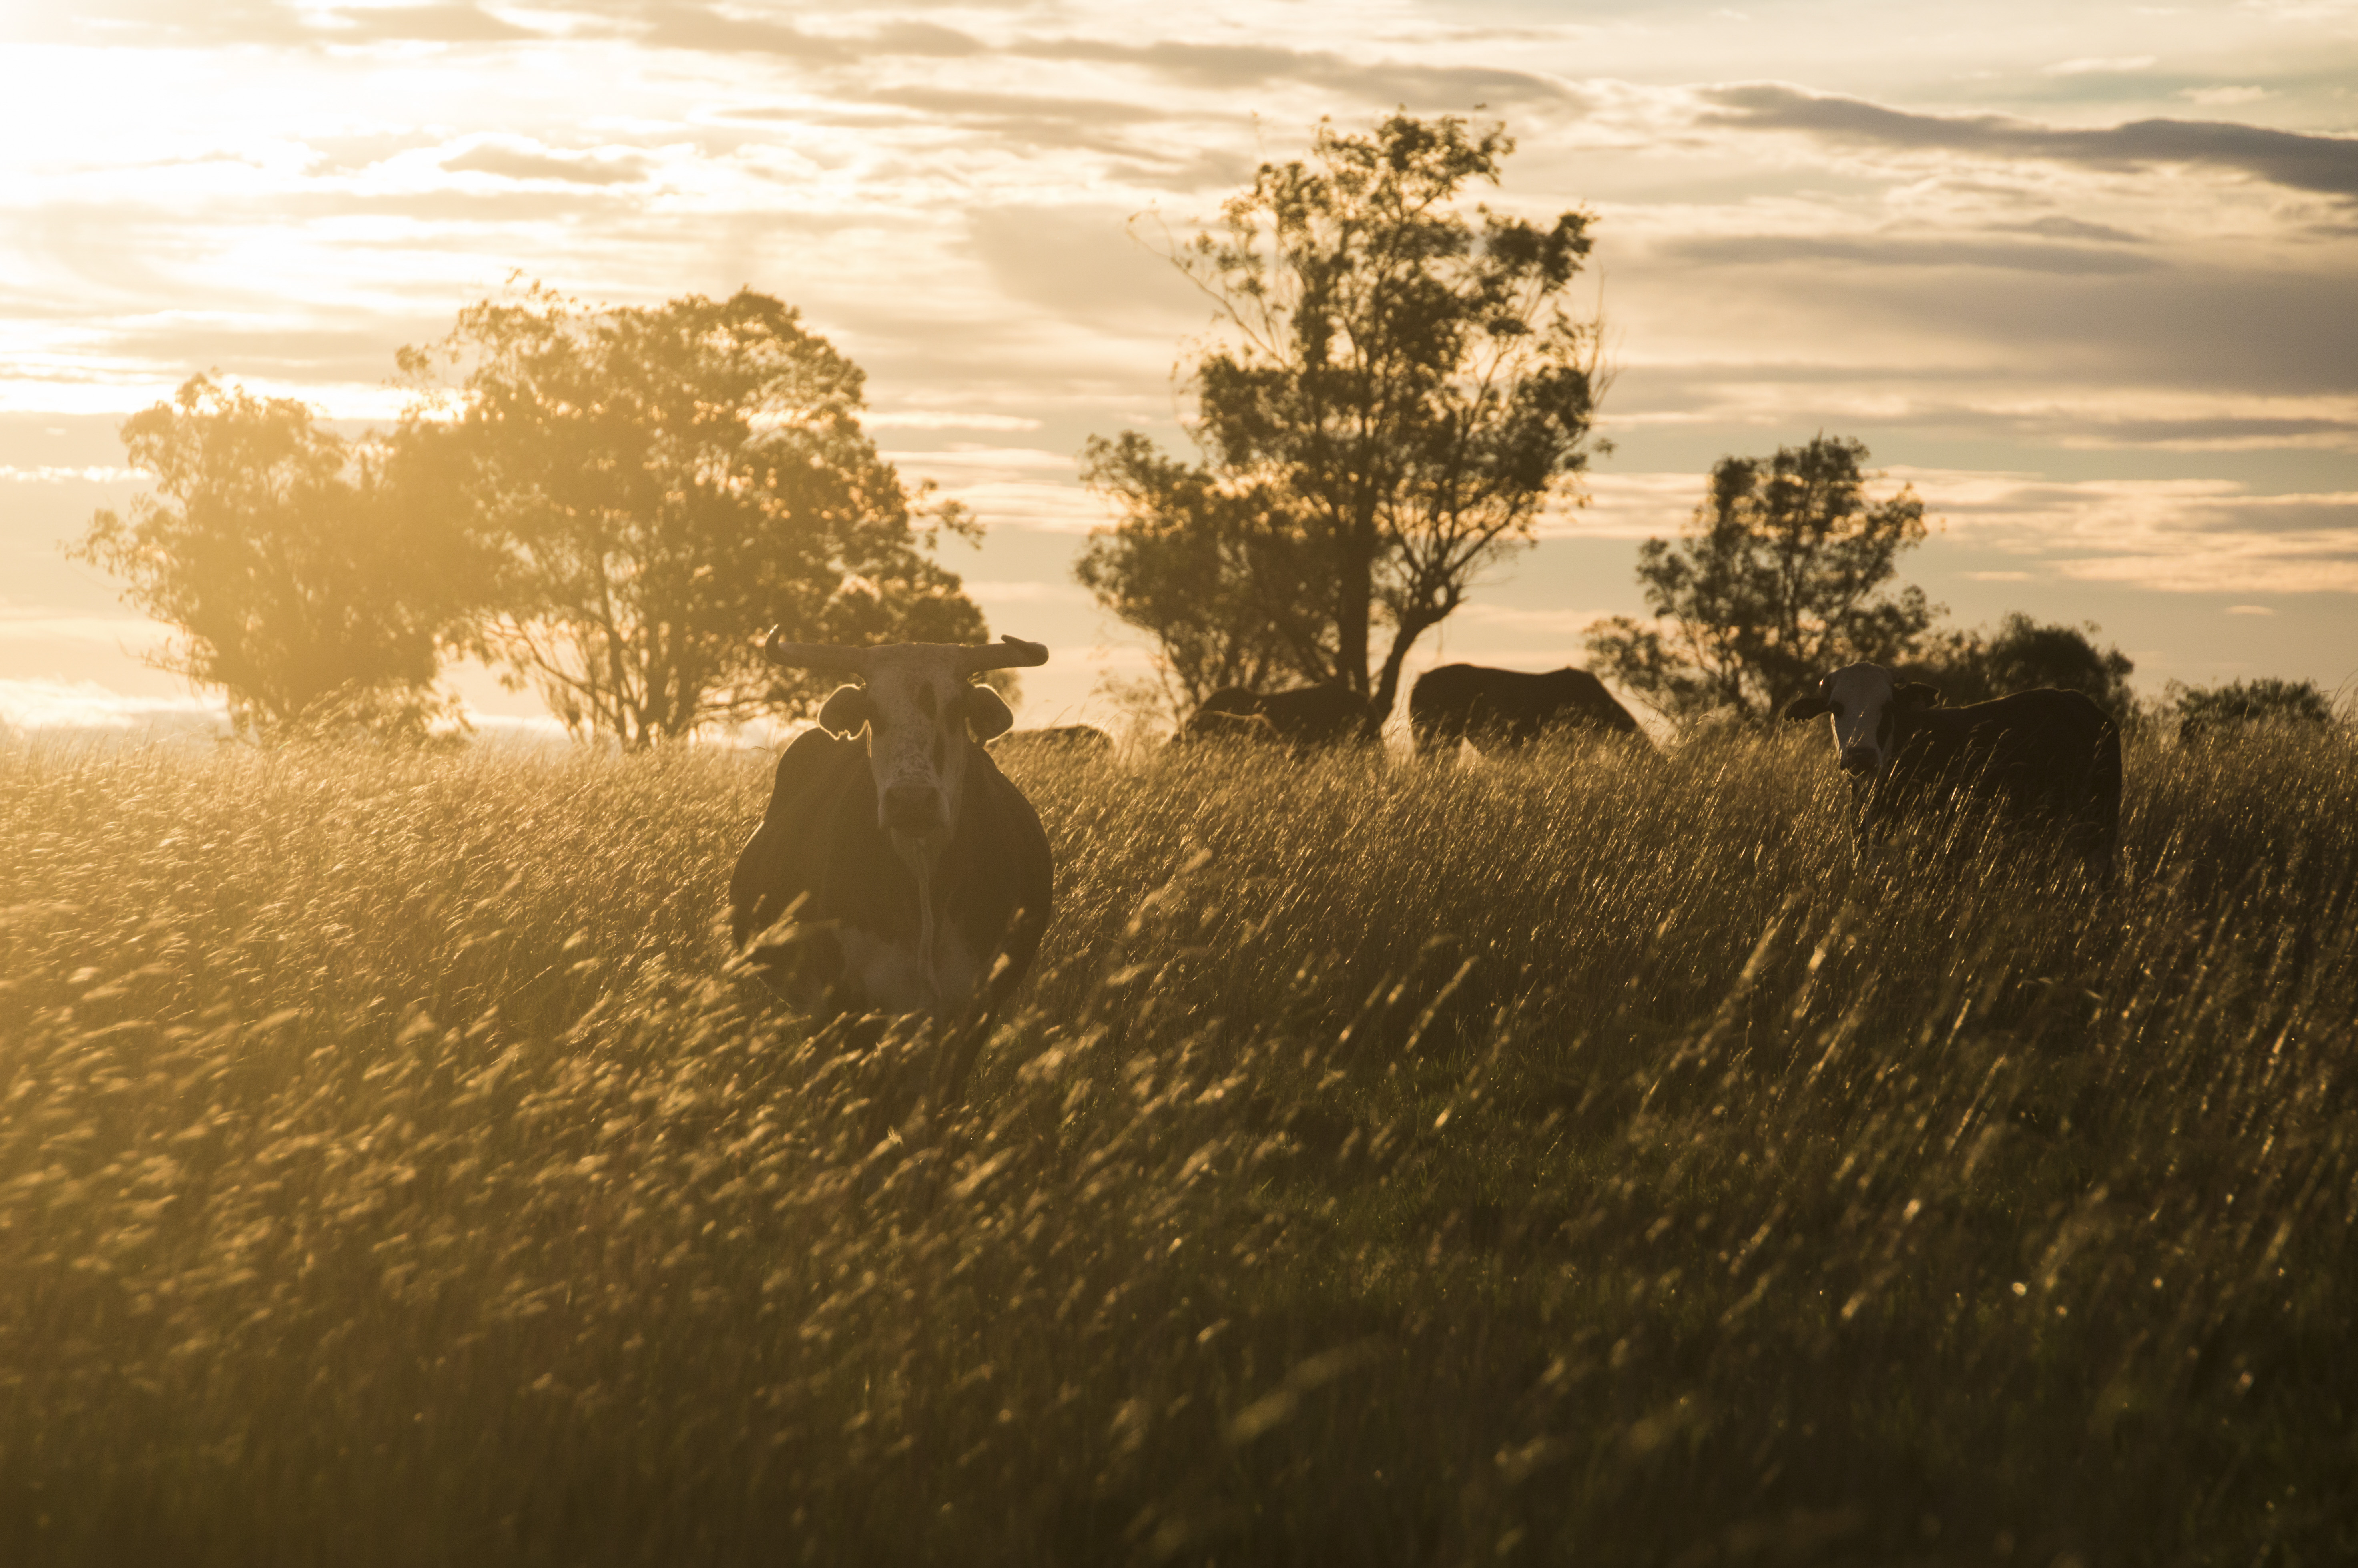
[1697,84,2358,202]
[2041,56,2156,76]
[637,6,856,62]
[1011,36,1581,108]
[964,204,1204,330]
[0,677,223,736]
[2225,604,2277,614]
[1892,469,2358,594]
[2182,86,2272,108]
[862,411,1043,432]
[960,578,1092,605]
[1,465,147,484]
[1661,233,2159,275]
[319,4,541,44]
[439,142,651,186]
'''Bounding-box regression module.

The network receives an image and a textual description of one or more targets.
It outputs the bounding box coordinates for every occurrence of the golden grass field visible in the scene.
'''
[2,728,2352,1565]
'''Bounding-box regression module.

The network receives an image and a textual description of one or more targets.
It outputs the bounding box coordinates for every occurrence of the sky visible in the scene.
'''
[3,0,2355,738]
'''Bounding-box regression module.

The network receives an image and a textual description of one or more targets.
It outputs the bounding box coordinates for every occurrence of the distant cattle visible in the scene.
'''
[1176,685,1370,752]
[728,634,1055,1106]
[1409,664,1647,756]
[1783,662,2121,883]
[990,724,1115,761]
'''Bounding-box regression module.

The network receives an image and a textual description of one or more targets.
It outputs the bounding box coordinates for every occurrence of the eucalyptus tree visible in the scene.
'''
[1080,113,1606,728]
[398,284,989,747]
[70,373,478,742]
[1587,436,1936,725]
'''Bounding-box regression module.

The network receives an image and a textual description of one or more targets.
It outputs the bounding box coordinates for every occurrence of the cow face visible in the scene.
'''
[1782,663,1941,777]
[815,647,1015,847]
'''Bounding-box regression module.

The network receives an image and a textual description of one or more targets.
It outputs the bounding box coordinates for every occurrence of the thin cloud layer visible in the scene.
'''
[1699,84,2358,203]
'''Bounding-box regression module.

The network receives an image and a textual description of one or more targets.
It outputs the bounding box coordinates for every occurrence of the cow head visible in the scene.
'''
[763,632,1048,849]
[1782,663,1942,777]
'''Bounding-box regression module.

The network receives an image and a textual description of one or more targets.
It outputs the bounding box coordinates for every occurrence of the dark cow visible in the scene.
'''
[1409,663,1646,755]
[1783,661,2121,883]
[990,724,1115,761]
[729,635,1055,1103]
[1176,684,1370,752]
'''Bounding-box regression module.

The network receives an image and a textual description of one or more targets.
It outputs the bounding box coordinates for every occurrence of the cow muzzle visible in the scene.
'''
[882,783,946,836]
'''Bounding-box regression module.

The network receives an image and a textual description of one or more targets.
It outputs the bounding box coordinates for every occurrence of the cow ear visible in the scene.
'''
[817,684,873,738]
[961,682,1014,741]
[1783,695,1830,723]
[1896,682,1943,711]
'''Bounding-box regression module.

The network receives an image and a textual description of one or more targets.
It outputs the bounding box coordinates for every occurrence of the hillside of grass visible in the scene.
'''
[2,731,2352,1566]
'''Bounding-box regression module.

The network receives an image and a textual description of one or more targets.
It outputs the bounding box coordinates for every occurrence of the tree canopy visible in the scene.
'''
[1912,613,2136,716]
[397,284,989,747]
[1078,112,1605,727]
[1074,433,1310,711]
[1586,436,1935,725]
[70,373,477,743]
[2171,677,2338,740]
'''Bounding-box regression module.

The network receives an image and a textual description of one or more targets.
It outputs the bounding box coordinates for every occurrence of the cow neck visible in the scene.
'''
[888,824,950,1014]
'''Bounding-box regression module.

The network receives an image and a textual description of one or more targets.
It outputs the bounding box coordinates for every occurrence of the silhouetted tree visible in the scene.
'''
[1074,434,1310,711]
[68,373,477,743]
[1911,613,2136,714]
[1080,113,1605,729]
[398,283,989,747]
[2171,677,2337,742]
[1586,436,1935,724]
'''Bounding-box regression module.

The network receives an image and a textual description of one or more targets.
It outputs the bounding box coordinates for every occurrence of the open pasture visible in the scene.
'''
[1,730,2352,1565]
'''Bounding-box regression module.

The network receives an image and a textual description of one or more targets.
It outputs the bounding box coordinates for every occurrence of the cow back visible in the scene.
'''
[1878,687,2121,875]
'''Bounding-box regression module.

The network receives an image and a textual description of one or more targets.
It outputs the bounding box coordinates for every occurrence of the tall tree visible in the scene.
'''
[397,284,989,747]
[1587,436,1935,724]
[1074,433,1312,711]
[68,373,475,743]
[1913,613,2136,714]
[1079,113,1605,728]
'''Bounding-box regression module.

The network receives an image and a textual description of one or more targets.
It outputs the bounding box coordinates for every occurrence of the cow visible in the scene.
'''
[1409,663,1647,756]
[989,723,1115,761]
[1175,684,1370,752]
[1782,661,2121,884]
[728,633,1056,1111]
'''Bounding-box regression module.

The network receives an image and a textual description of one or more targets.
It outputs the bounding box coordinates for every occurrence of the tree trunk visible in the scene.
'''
[1368,620,1429,741]
[1334,530,1377,699]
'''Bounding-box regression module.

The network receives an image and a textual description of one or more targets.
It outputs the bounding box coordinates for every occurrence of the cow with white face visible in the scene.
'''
[728,634,1055,1080]
[1784,661,2122,883]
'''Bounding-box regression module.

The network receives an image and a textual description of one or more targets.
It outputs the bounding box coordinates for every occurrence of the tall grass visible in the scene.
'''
[1,729,2352,1565]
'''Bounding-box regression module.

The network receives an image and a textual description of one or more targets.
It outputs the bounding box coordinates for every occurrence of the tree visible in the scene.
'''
[2170,677,2337,741]
[68,373,475,743]
[1079,113,1606,728]
[397,283,989,748]
[1074,433,1310,711]
[1912,613,2136,715]
[1586,436,1935,724]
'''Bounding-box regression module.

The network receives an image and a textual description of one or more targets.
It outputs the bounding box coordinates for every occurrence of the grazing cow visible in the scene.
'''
[728,635,1055,1090]
[990,724,1114,761]
[1782,661,2121,883]
[1409,663,1646,755]
[1176,684,1369,752]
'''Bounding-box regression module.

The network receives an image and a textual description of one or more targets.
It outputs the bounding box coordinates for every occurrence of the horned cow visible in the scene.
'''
[1409,663,1647,756]
[728,634,1055,1093]
[1783,661,2121,883]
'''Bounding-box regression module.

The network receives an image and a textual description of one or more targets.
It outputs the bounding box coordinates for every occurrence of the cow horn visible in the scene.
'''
[955,635,1049,676]
[760,629,872,674]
